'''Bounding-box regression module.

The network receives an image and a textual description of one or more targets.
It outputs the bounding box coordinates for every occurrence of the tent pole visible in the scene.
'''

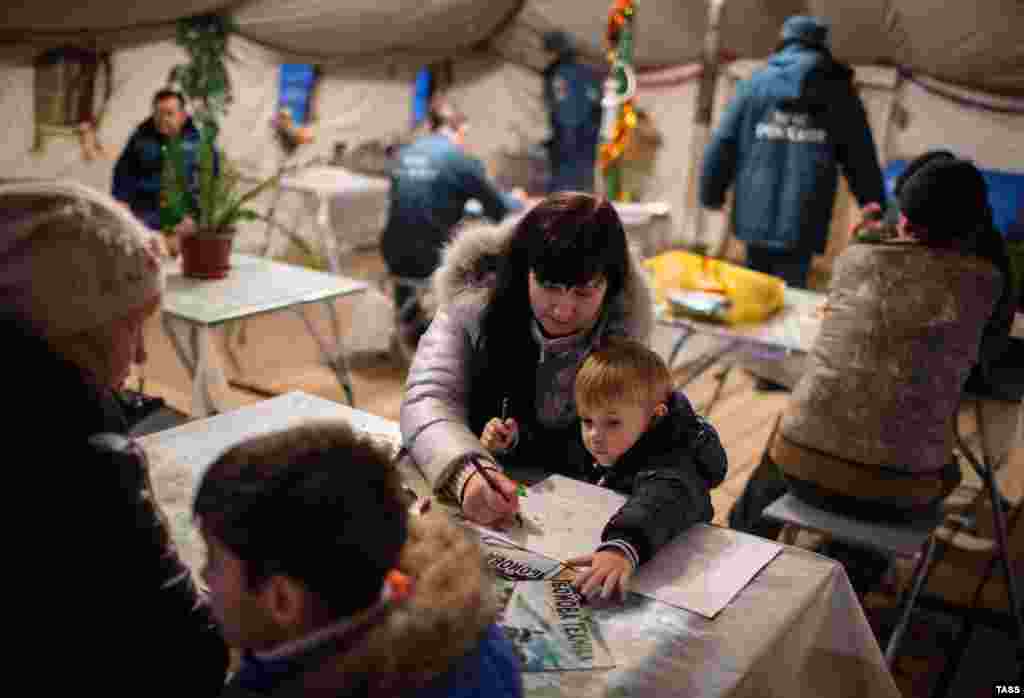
[685,0,725,255]
[881,69,904,166]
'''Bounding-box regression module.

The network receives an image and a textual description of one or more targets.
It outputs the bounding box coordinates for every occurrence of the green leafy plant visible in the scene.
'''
[163,142,284,235]
[164,13,290,237]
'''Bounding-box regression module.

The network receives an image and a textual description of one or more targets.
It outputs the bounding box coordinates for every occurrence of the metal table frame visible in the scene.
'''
[160,254,367,416]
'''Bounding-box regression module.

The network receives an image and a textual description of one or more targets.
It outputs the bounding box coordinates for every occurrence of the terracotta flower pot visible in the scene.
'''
[181,232,234,279]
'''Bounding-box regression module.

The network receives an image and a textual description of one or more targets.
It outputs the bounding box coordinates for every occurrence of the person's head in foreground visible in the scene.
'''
[0,179,163,390]
[575,338,671,467]
[194,420,522,696]
[896,153,992,248]
[489,191,628,339]
[195,421,409,652]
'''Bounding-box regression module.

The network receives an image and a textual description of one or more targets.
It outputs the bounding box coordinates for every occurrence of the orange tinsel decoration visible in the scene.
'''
[606,0,634,48]
[599,0,637,173]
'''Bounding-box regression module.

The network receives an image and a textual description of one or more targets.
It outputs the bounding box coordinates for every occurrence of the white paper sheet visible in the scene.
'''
[466,475,628,563]
[468,475,782,618]
[630,525,782,618]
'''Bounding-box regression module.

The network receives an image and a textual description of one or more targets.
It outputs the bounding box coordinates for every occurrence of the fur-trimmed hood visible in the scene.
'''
[240,514,506,697]
[432,217,655,342]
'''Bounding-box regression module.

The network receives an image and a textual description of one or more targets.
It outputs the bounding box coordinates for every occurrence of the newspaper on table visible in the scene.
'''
[470,475,783,618]
[483,538,564,581]
[496,579,615,672]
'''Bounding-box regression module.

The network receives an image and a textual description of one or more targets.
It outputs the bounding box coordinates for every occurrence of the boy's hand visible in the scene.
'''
[568,550,634,603]
[480,417,518,453]
[461,468,520,528]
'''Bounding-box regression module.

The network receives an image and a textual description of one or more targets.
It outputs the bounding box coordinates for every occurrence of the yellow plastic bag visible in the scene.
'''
[643,250,785,325]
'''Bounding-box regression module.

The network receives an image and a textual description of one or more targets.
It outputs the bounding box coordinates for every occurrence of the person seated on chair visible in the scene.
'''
[861,149,1017,398]
[730,155,1004,538]
[381,99,525,349]
[112,88,216,257]
[195,420,523,698]
[478,338,725,603]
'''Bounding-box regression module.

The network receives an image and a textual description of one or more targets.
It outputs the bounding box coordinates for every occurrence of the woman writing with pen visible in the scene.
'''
[399,192,654,528]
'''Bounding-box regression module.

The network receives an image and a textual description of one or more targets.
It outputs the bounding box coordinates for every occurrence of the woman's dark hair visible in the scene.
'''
[470,192,630,434]
[898,153,992,246]
[194,421,408,619]
[892,149,956,198]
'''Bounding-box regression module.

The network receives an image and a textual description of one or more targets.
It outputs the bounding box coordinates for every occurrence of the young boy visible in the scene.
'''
[194,420,523,698]
[568,339,727,601]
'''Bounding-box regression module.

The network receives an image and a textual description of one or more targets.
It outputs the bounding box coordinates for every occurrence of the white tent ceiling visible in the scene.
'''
[1,1,1021,95]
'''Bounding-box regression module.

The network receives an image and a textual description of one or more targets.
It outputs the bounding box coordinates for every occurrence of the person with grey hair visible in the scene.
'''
[0,180,229,693]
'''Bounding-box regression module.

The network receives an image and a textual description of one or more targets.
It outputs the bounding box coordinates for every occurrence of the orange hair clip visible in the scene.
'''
[385,569,414,603]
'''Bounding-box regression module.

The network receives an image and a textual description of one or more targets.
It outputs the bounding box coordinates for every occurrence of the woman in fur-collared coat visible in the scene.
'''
[400,192,655,527]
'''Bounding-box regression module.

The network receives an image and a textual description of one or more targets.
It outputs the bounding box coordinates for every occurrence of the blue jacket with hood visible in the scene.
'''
[699,41,884,253]
[381,133,516,279]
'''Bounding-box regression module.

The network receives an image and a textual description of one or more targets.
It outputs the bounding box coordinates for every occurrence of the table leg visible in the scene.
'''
[190,325,224,418]
[704,363,734,417]
[316,193,342,275]
[161,313,197,376]
[293,304,355,406]
[222,321,245,376]
[667,326,695,368]
[323,297,342,349]
[678,339,741,392]
[260,184,287,257]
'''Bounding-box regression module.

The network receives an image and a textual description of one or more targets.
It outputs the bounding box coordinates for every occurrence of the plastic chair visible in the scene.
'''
[763,492,942,669]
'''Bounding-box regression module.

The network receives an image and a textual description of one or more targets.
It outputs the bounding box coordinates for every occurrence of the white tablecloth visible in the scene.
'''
[139,391,899,698]
[278,166,391,259]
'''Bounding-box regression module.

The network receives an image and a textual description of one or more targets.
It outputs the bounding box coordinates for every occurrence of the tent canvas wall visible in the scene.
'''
[1,0,1021,261]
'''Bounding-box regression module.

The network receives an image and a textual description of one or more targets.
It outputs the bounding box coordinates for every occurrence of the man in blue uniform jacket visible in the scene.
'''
[543,30,603,194]
[381,102,522,346]
[699,16,884,289]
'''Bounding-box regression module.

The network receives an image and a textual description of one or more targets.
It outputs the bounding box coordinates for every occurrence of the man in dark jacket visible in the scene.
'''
[113,88,213,247]
[542,30,603,194]
[381,102,522,346]
[700,16,885,289]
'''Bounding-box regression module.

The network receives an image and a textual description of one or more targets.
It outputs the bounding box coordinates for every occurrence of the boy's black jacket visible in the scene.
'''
[586,391,728,564]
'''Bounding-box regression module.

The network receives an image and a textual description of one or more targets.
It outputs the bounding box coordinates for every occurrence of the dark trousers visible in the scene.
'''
[746,245,812,289]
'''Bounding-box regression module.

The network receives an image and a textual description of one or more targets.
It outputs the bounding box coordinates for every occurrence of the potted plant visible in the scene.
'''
[166,140,287,278]
[162,13,279,278]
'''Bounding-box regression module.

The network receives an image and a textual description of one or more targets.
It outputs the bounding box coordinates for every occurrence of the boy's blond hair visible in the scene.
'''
[575,338,672,411]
